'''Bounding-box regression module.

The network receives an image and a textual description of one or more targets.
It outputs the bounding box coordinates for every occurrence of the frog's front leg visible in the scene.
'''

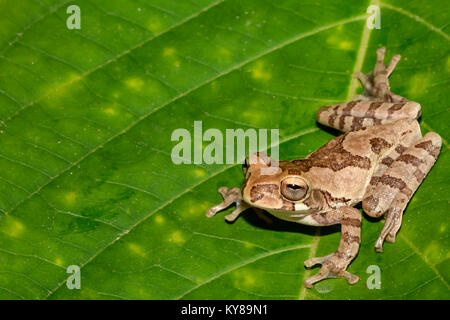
[206,187,250,222]
[303,206,361,288]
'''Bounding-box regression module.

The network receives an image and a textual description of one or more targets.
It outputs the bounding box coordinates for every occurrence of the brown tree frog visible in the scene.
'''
[206,47,442,288]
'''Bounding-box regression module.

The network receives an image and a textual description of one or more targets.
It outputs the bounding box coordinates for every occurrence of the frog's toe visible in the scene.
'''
[205,206,221,218]
[374,239,384,252]
[304,259,316,268]
[304,266,359,288]
[385,233,396,243]
[206,187,246,221]
[304,252,360,288]
[304,254,333,268]
[304,266,331,289]
[217,186,229,198]
[224,202,250,222]
[336,270,359,285]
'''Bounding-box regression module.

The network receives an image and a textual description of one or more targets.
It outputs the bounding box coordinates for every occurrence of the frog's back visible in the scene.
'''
[287,119,420,203]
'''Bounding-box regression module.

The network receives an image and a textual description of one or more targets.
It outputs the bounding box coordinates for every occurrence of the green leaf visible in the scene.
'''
[0,0,448,300]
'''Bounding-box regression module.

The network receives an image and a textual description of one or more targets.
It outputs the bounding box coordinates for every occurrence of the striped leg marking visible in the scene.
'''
[316,100,421,132]
[363,122,422,213]
[373,132,442,251]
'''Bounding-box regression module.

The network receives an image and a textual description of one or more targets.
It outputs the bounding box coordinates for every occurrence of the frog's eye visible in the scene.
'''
[242,157,249,176]
[281,177,309,201]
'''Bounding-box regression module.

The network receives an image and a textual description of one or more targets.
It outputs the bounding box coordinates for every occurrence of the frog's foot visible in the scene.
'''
[374,205,402,252]
[205,187,249,222]
[304,253,359,288]
[355,47,406,103]
[354,71,374,99]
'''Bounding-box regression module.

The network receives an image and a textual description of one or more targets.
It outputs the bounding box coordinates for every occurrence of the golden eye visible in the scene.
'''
[281,177,309,201]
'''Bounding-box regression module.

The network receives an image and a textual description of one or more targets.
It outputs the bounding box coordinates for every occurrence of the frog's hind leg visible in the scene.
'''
[316,48,413,132]
[316,100,421,132]
[303,206,361,288]
[363,132,442,252]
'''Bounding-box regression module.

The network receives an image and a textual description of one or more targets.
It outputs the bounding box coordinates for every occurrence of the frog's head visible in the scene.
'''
[241,152,314,214]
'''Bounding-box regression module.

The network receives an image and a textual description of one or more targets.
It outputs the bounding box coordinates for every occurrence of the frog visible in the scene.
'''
[205,47,442,288]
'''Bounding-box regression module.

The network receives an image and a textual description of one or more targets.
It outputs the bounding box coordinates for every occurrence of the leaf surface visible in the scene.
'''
[0,0,448,299]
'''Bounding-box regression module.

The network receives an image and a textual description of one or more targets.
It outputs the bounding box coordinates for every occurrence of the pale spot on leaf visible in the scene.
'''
[148,19,162,33]
[193,169,205,177]
[251,60,271,81]
[65,192,77,204]
[233,270,256,288]
[126,78,144,90]
[128,243,146,257]
[217,47,232,63]
[339,40,353,50]
[2,217,25,238]
[242,110,264,125]
[169,231,185,244]
[408,73,431,97]
[103,107,117,116]
[163,47,176,56]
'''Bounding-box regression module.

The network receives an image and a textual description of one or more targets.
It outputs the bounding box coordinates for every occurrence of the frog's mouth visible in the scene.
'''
[265,208,311,223]
[242,193,314,222]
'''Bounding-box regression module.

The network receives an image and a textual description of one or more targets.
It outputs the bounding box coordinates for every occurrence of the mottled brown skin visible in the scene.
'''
[205,48,442,288]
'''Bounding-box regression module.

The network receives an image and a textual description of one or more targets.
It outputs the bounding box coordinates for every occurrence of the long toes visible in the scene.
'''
[376,47,386,59]
[391,54,401,63]
[374,216,396,251]
[304,258,318,268]
[205,201,232,217]
[304,266,331,289]
[224,207,243,222]
[217,186,229,197]
[206,207,219,218]
[304,254,332,268]
[385,233,396,243]
[347,274,359,285]
[336,270,359,285]
[374,239,384,252]
[355,71,365,79]
[304,254,359,288]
